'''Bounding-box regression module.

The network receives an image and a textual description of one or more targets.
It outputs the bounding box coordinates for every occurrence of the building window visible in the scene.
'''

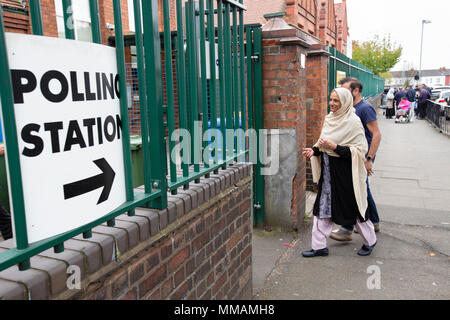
[54,0,92,42]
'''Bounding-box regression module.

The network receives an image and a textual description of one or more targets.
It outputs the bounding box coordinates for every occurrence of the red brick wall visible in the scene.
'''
[243,0,285,26]
[245,0,349,55]
[262,27,307,230]
[40,0,58,37]
[3,0,130,43]
[335,1,348,55]
[3,11,29,33]
[305,44,329,190]
[286,0,317,37]
[99,0,129,46]
[0,165,253,300]
[317,0,336,48]
[74,171,253,300]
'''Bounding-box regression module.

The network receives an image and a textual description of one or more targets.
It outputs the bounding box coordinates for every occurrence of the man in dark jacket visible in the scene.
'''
[394,87,407,108]
[406,85,417,121]
[417,84,431,119]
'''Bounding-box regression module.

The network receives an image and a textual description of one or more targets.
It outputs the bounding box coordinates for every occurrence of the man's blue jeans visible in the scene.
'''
[343,177,379,231]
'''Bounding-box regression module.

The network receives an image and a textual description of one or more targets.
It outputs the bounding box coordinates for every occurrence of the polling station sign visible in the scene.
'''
[5,33,127,243]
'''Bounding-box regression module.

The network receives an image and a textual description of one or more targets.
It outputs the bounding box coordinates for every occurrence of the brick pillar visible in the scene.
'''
[261,17,309,231]
[98,0,130,46]
[305,44,330,190]
[40,0,58,37]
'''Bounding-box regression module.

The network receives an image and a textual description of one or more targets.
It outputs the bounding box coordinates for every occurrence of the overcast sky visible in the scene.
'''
[345,0,450,72]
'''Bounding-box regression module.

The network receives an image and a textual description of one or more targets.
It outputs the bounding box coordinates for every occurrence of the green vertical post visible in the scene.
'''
[62,0,75,40]
[0,8,30,270]
[82,0,102,228]
[162,0,177,186]
[232,7,239,159]
[89,0,102,44]
[217,0,226,168]
[133,0,152,195]
[185,2,194,180]
[246,28,253,131]
[239,4,246,158]
[199,0,209,171]
[112,0,134,216]
[224,2,233,163]
[29,0,44,36]
[187,0,200,177]
[175,0,189,186]
[207,0,218,169]
[142,0,168,209]
[253,27,264,228]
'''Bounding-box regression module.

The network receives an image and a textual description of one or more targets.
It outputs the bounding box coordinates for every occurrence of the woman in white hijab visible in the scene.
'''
[302,88,377,257]
[386,87,395,119]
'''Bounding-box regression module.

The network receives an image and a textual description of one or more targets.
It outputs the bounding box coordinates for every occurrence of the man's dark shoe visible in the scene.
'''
[302,248,329,258]
[330,228,352,242]
[374,223,380,233]
[357,243,377,256]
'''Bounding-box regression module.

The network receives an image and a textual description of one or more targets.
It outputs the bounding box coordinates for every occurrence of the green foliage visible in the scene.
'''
[352,35,402,76]
[404,79,411,88]
[379,72,393,80]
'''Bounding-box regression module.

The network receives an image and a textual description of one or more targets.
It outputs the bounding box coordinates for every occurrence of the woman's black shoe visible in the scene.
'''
[302,248,329,258]
[357,243,377,256]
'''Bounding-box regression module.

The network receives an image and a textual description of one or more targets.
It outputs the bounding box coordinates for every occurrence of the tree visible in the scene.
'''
[352,35,402,76]
[379,72,392,80]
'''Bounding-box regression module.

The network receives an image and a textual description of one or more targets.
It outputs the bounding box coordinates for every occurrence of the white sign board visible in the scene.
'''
[5,33,127,243]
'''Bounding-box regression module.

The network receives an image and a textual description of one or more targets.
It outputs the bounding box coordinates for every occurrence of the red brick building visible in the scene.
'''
[244,0,349,55]
[1,0,131,45]
[1,0,29,34]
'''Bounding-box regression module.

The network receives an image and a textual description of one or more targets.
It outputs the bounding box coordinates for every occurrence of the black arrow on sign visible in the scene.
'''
[63,158,116,205]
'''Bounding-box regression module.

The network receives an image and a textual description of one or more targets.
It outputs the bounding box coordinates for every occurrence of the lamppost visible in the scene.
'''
[419,19,432,82]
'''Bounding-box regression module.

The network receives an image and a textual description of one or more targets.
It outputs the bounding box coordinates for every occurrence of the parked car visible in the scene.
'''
[435,90,450,120]
[431,86,450,100]
[435,90,450,105]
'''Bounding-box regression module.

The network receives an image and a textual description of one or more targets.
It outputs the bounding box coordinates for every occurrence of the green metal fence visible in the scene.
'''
[328,46,385,99]
[0,0,253,271]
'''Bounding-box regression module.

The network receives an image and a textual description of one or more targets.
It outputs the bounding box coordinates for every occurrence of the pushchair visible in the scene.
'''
[395,99,411,124]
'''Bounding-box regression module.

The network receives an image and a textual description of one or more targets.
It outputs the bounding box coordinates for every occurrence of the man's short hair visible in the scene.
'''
[350,79,364,94]
[338,77,358,86]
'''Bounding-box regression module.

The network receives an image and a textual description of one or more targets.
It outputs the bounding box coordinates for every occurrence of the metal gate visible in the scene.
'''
[0,0,266,271]
[244,24,264,228]
[328,46,385,99]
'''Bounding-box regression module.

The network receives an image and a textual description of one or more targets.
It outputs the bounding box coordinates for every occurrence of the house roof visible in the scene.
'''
[391,69,450,78]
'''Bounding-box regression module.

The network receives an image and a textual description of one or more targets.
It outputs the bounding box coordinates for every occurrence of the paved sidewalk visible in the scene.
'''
[254,111,450,300]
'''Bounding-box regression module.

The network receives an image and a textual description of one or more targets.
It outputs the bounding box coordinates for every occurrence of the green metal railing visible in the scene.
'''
[328,46,385,99]
[0,0,254,272]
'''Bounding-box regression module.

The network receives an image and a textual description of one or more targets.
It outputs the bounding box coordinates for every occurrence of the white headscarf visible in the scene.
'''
[387,88,395,100]
[311,88,369,218]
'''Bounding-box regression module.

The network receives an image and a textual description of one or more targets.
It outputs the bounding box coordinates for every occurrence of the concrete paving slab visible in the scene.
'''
[254,109,450,300]
[252,228,295,297]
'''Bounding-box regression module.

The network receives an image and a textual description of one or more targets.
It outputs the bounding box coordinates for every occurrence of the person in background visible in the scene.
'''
[395,96,411,122]
[394,87,407,110]
[302,88,377,258]
[406,85,417,122]
[386,87,396,119]
[417,84,431,120]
